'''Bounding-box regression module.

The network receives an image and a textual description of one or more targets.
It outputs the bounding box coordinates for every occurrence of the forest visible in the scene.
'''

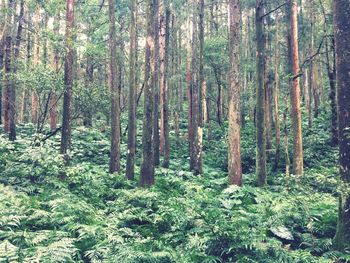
[0,0,350,262]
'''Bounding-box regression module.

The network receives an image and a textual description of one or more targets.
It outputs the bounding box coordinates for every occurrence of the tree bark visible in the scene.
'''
[108,0,121,173]
[159,2,170,168]
[140,0,158,186]
[50,14,59,131]
[189,0,201,174]
[126,0,137,180]
[152,0,160,167]
[60,0,74,159]
[290,0,303,176]
[273,20,281,172]
[228,0,242,185]
[333,0,350,251]
[255,0,267,186]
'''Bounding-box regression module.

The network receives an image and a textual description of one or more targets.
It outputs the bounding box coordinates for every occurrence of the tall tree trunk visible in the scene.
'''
[126,0,137,180]
[109,0,121,173]
[83,52,93,128]
[159,2,170,167]
[273,20,281,172]
[9,0,24,141]
[0,38,4,126]
[3,0,16,135]
[187,17,192,149]
[255,0,267,186]
[173,14,180,144]
[50,14,59,131]
[284,96,290,177]
[290,0,303,176]
[329,38,338,146]
[140,0,158,186]
[228,0,242,185]
[333,0,350,251]
[159,0,166,155]
[153,0,160,166]
[189,0,201,174]
[60,0,74,160]
[196,0,204,173]
[31,8,40,127]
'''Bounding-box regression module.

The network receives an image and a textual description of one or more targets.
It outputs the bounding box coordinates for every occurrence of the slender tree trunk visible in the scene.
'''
[196,0,204,173]
[31,8,40,127]
[173,14,180,144]
[159,4,170,168]
[50,14,59,131]
[255,0,267,186]
[0,38,4,126]
[189,0,201,174]
[83,53,93,127]
[228,0,242,185]
[284,96,290,177]
[60,0,74,159]
[9,0,24,141]
[187,17,193,151]
[159,0,166,155]
[290,0,303,176]
[265,76,273,150]
[153,0,160,167]
[333,0,350,251]
[126,0,137,180]
[4,31,12,135]
[273,21,281,172]
[3,0,15,134]
[140,0,158,186]
[109,0,121,173]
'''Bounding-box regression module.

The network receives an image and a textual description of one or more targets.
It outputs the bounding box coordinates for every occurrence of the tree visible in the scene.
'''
[289,0,303,176]
[9,0,24,141]
[159,2,170,168]
[108,0,121,174]
[189,0,201,175]
[228,0,242,185]
[255,0,267,186]
[126,0,137,180]
[333,0,350,251]
[140,0,158,186]
[50,14,60,131]
[60,0,74,159]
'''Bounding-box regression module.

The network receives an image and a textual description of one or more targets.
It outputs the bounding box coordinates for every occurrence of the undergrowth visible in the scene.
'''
[0,113,348,262]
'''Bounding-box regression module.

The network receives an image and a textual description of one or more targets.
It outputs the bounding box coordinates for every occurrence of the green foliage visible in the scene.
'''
[0,123,343,262]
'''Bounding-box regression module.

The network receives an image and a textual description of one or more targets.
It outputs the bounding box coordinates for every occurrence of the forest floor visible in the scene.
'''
[0,110,349,262]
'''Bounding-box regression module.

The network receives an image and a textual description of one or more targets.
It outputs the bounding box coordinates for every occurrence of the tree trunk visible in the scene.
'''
[228,0,242,185]
[9,0,24,141]
[126,0,137,180]
[83,53,93,128]
[108,0,121,173]
[31,8,40,127]
[50,14,59,131]
[159,2,170,168]
[152,0,160,167]
[140,0,158,186]
[189,0,201,174]
[290,0,303,176]
[60,0,74,160]
[273,20,281,172]
[333,0,350,251]
[0,38,3,126]
[255,0,267,186]
[3,0,15,134]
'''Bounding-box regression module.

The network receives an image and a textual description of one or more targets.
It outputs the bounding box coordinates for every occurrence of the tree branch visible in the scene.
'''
[261,1,289,19]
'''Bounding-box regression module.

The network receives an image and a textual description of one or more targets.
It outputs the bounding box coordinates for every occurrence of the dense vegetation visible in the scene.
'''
[1,0,350,262]
[0,112,348,262]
